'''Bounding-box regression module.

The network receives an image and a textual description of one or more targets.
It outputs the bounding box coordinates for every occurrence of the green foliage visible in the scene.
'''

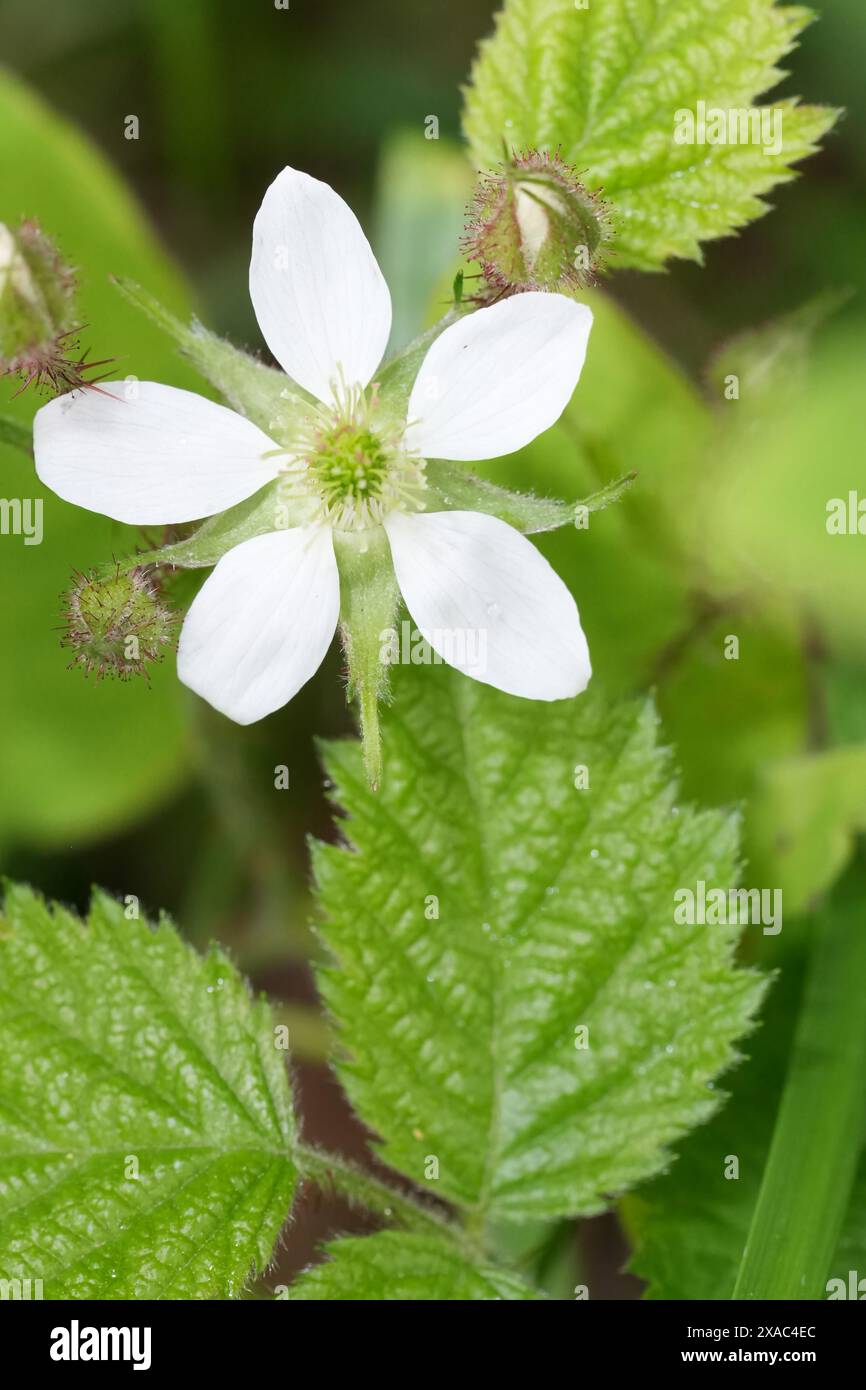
[748,745,866,915]
[0,413,32,454]
[705,291,851,407]
[696,329,866,661]
[288,1231,545,1301]
[463,0,837,270]
[0,71,197,847]
[625,936,804,1299]
[372,130,473,352]
[732,858,866,1299]
[628,866,866,1300]
[312,664,765,1226]
[0,885,296,1299]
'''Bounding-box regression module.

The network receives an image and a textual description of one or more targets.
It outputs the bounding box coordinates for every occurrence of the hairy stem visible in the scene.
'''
[295,1142,481,1258]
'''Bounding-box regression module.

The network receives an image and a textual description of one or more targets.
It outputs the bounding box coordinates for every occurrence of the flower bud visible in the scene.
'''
[62,566,178,679]
[464,149,610,296]
[0,219,108,395]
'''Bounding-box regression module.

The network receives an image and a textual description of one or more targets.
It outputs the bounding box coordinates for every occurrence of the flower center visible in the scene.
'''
[310,422,391,514]
[278,380,426,532]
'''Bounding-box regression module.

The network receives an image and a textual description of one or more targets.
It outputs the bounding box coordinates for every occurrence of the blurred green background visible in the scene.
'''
[0,0,862,1294]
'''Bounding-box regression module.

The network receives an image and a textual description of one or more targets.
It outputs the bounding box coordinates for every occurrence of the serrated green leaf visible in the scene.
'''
[0,885,296,1299]
[288,1231,544,1301]
[312,665,765,1226]
[463,0,837,270]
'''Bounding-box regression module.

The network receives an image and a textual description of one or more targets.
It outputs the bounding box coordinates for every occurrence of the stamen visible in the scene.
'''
[272,373,426,533]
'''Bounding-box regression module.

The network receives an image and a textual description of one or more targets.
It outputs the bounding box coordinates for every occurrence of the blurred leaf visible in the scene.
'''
[706,290,852,405]
[733,856,866,1298]
[748,744,866,915]
[463,0,837,270]
[658,610,808,806]
[288,1231,545,1301]
[0,884,296,1298]
[832,1168,866,1291]
[625,932,804,1300]
[627,912,866,1299]
[696,328,866,661]
[313,665,765,1224]
[0,70,202,846]
[144,0,230,199]
[372,129,473,352]
[0,413,31,453]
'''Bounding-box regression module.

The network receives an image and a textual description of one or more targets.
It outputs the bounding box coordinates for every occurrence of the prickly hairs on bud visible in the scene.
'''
[463,149,610,297]
[62,565,179,679]
[0,219,112,396]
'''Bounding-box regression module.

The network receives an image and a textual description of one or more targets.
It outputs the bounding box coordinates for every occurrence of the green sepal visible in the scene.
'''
[332,527,400,790]
[132,482,317,572]
[424,459,636,533]
[376,306,469,416]
[112,276,316,432]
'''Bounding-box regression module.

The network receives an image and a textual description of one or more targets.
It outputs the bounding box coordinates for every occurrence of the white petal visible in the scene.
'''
[406,293,592,461]
[177,526,340,724]
[384,510,590,700]
[249,166,391,404]
[34,382,282,525]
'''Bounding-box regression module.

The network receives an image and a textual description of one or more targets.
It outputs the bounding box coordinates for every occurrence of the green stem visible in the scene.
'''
[295,1142,479,1257]
[732,853,866,1299]
[333,529,399,791]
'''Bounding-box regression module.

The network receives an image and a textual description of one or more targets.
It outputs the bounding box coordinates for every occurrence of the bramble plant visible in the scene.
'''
[0,0,861,1306]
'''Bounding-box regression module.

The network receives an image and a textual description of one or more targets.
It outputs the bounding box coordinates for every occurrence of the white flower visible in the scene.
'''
[34,167,593,725]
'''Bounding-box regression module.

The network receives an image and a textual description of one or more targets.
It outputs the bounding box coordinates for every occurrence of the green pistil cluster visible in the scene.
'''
[281,382,426,532]
[311,422,391,515]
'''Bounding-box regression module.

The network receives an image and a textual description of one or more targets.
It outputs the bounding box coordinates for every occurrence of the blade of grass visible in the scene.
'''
[732,851,866,1298]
